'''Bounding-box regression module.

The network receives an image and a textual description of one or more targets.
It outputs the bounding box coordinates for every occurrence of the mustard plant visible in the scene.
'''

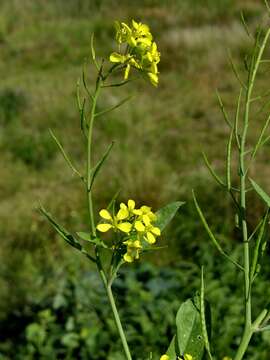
[40,20,182,360]
[191,9,270,360]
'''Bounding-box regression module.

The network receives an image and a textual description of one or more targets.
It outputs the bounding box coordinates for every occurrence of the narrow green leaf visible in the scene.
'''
[200,267,213,360]
[250,211,268,282]
[258,325,270,332]
[176,298,204,359]
[89,142,114,191]
[90,33,99,70]
[250,113,270,162]
[234,88,242,149]
[80,98,86,132]
[76,231,108,248]
[39,205,95,263]
[82,63,93,101]
[240,11,252,38]
[202,152,226,188]
[228,50,247,89]
[192,191,244,271]
[95,96,133,118]
[216,90,232,128]
[265,0,270,16]
[49,129,84,181]
[155,201,185,232]
[250,179,270,207]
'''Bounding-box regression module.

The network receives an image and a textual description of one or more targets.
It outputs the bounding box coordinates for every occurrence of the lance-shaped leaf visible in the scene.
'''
[155,201,184,232]
[49,129,84,181]
[76,231,108,248]
[89,142,114,191]
[39,205,95,262]
[193,191,243,271]
[95,96,132,118]
[176,298,204,359]
[250,179,270,207]
[250,211,269,282]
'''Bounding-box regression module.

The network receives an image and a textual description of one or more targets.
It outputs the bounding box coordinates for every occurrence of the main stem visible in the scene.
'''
[86,75,132,360]
[234,29,270,360]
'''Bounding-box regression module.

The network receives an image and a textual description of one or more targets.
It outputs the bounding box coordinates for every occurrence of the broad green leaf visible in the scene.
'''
[39,205,95,262]
[176,298,204,360]
[250,179,270,207]
[155,201,184,232]
[76,231,108,248]
[166,335,177,359]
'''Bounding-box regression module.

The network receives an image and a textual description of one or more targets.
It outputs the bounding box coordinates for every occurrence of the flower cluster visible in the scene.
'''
[109,20,160,86]
[97,199,161,262]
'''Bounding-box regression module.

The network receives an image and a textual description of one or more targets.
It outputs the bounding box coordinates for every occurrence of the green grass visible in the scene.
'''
[1,0,270,358]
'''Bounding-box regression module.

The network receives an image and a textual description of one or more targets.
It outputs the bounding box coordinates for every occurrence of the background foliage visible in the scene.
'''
[1,0,270,358]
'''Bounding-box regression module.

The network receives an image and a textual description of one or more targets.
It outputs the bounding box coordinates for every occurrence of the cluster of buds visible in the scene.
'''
[97,199,161,262]
[109,20,160,86]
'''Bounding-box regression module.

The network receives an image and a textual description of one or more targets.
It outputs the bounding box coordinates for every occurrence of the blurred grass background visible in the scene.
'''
[1,0,270,359]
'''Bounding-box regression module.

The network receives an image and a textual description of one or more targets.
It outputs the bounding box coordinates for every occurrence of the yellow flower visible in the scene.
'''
[184,355,193,360]
[123,239,142,262]
[96,208,132,234]
[160,356,170,360]
[110,19,160,86]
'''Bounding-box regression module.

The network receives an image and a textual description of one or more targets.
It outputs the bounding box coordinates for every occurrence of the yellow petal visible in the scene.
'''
[109,52,125,63]
[151,226,161,236]
[117,222,132,233]
[128,199,135,210]
[135,221,145,232]
[133,240,142,249]
[129,36,137,47]
[142,214,151,226]
[132,19,139,29]
[117,208,129,220]
[120,203,128,210]
[148,72,158,87]
[133,209,142,216]
[146,231,156,244]
[123,253,134,263]
[124,63,131,80]
[148,212,157,221]
[184,355,193,360]
[99,209,112,220]
[141,205,151,213]
[97,223,113,232]
[160,356,170,360]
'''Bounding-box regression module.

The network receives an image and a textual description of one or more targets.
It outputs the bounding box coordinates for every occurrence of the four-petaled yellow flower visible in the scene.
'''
[97,199,161,263]
[109,19,160,87]
[97,208,132,233]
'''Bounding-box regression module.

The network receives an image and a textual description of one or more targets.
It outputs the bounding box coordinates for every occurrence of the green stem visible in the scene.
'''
[87,80,101,236]
[234,28,270,360]
[85,71,132,360]
[106,282,133,360]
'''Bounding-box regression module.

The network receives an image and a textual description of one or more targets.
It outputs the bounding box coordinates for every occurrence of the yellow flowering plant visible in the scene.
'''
[39,19,182,360]
[38,9,270,360]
